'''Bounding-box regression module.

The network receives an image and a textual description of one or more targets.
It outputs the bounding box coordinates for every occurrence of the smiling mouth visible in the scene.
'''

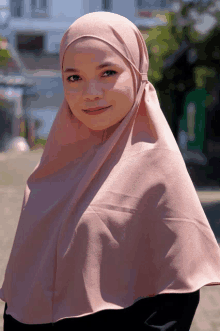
[82,105,112,114]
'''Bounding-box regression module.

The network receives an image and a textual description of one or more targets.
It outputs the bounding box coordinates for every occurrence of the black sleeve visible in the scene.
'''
[3,290,200,331]
[131,290,200,330]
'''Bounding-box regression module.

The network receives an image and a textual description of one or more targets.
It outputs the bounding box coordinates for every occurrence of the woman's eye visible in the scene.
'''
[102,70,117,77]
[67,75,81,82]
[67,71,117,82]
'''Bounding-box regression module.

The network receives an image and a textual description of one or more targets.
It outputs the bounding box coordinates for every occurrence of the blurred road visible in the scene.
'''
[0,150,220,330]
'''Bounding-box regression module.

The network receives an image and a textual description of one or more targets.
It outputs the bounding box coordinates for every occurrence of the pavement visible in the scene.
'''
[0,149,220,330]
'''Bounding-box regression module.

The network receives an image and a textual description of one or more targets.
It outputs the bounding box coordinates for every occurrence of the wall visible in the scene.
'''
[51,0,83,20]
[112,0,135,22]
[7,0,86,53]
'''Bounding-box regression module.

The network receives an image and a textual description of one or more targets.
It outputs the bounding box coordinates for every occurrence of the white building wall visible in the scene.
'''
[4,0,172,54]
[7,0,87,53]
[45,31,63,53]
[81,0,136,24]
[45,0,85,53]
[87,0,102,12]
[51,0,83,20]
[79,0,167,28]
[81,0,89,13]
[112,0,135,22]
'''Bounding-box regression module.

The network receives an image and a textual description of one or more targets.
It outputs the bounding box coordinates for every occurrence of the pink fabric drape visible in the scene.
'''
[1,12,220,324]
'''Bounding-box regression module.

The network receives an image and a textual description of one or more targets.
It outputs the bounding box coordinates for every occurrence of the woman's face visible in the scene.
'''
[62,38,135,130]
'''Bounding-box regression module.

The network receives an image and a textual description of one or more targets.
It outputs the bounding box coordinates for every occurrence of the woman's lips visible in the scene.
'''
[82,105,112,115]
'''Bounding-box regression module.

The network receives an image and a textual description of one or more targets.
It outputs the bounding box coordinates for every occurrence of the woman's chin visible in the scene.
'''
[86,120,123,132]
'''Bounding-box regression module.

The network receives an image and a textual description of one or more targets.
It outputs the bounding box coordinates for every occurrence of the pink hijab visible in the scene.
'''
[1,12,220,324]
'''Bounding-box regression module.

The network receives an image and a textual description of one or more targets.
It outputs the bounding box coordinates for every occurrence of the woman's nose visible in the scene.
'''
[83,80,103,100]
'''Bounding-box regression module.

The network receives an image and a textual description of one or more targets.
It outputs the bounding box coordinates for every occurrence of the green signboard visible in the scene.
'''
[179,88,207,153]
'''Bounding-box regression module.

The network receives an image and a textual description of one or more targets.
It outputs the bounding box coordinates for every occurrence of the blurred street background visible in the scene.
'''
[0,0,220,330]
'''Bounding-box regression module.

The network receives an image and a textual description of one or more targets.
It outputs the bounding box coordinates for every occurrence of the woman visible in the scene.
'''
[1,11,220,330]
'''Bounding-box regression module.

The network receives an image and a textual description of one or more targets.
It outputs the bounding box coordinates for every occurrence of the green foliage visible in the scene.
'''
[205,94,214,108]
[141,0,220,139]
[145,12,180,85]
[0,37,11,67]
[19,118,27,139]
[194,66,216,89]
[188,29,201,43]
[30,138,47,151]
[143,0,220,87]
[35,138,47,146]
[19,131,26,138]
[215,11,220,24]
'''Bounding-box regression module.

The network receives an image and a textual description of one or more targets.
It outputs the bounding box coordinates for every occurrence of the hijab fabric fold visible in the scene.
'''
[1,11,220,324]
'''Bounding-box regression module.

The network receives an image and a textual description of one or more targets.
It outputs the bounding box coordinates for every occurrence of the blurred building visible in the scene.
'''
[1,0,173,60]
[0,39,37,151]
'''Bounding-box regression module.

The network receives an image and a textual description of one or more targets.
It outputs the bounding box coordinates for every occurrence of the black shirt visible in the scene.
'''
[3,289,200,331]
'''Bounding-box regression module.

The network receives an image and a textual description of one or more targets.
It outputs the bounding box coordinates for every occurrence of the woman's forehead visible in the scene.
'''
[63,38,128,69]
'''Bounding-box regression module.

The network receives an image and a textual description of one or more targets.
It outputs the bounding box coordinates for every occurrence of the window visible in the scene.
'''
[31,0,48,18]
[102,0,112,11]
[136,0,167,10]
[10,0,24,18]
[17,34,44,54]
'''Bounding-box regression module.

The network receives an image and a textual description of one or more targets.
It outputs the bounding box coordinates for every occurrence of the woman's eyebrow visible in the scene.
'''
[64,62,115,73]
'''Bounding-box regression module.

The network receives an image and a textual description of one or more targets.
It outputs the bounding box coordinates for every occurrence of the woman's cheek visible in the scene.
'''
[64,85,75,96]
[64,92,77,114]
[114,75,134,100]
[65,89,78,105]
[111,84,134,105]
